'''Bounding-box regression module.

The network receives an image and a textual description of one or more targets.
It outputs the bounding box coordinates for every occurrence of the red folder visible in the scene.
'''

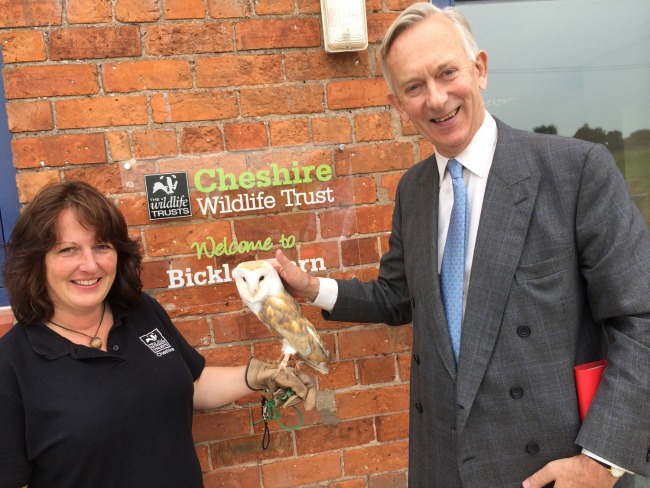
[574,359,607,423]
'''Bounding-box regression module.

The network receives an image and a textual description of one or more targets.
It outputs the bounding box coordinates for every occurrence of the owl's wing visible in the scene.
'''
[259,291,331,374]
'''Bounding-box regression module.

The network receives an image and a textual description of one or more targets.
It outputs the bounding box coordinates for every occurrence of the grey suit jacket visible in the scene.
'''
[327,119,650,487]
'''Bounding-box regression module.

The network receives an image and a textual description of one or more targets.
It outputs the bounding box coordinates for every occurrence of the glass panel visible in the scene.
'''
[460,0,650,226]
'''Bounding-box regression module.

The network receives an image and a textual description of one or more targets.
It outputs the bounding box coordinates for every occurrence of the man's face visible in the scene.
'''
[386,16,488,158]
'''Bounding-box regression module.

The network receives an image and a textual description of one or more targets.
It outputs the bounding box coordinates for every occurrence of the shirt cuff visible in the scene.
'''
[311,277,338,312]
[581,448,633,475]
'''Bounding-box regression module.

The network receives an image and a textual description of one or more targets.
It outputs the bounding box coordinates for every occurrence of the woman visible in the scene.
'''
[0,181,316,488]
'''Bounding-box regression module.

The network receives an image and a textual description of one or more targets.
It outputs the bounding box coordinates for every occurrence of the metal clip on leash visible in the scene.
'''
[261,396,270,449]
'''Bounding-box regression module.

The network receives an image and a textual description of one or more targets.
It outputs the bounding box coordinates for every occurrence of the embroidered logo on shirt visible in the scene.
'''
[139,329,176,357]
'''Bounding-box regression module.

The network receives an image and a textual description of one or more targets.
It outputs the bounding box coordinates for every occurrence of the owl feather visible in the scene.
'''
[232,259,331,374]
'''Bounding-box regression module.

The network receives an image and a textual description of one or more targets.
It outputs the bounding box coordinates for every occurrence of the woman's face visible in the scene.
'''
[45,209,117,319]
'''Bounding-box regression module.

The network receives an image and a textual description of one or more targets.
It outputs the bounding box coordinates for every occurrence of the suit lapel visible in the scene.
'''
[415,155,459,379]
[455,121,540,434]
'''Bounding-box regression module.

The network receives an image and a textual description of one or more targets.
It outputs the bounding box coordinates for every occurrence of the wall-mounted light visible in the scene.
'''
[320,0,368,53]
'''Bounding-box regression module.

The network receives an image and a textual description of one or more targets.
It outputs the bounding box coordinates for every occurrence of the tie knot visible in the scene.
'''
[447,159,463,179]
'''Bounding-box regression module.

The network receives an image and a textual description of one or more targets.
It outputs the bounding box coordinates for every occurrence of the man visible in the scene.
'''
[274,3,650,487]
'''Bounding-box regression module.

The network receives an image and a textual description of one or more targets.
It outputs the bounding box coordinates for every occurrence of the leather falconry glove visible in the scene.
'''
[245,357,317,411]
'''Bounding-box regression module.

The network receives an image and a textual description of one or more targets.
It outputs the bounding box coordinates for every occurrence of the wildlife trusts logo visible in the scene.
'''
[144,172,192,221]
[139,328,175,357]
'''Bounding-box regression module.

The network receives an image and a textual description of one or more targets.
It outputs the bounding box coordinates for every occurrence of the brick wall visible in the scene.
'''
[0,0,432,486]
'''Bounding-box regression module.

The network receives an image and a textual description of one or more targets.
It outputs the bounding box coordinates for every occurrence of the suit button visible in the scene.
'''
[510,386,524,399]
[411,298,416,308]
[525,442,539,455]
[413,355,420,365]
[517,326,531,337]
[415,403,423,414]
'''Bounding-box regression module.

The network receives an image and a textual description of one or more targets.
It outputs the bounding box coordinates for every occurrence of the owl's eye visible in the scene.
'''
[242,277,247,283]
[259,276,265,282]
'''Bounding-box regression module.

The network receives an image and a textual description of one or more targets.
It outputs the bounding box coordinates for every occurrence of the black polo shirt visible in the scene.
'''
[0,293,206,488]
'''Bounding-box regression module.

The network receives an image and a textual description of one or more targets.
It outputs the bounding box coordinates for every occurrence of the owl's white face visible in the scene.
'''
[232,260,280,310]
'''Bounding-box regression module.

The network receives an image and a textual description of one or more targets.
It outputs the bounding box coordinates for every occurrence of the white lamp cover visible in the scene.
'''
[320,0,368,52]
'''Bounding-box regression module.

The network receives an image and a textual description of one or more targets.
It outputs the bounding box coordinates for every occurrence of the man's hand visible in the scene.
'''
[523,454,619,488]
[270,249,320,302]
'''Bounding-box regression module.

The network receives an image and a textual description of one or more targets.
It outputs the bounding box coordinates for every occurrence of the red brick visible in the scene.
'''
[335,142,414,175]
[318,360,357,390]
[3,64,98,99]
[0,0,62,27]
[380,172,403,201]
[212,431,293,467]
[212,311,268,344]
[199,344,250,368]
[181,126,224,154]
[144,220,231,257]
[139,257,171,289]
[6,101,53,132]
[341,237,380,267]
[49,26,141,60]
[132,129,178,159]
[297,0,320,14]
[285,51,370,81]
[241,85,324,117]
[224,122,267,151]
[261,452,342,488]
[299,240,339,270]
[367,13,400,44]
[12,133,106,169]
[236,18,321,50]
[155,283,240,318]
[254,0,293,15]
[320,208,359,238]
[56,96,148,129]
[202,466,260,488]
[192,409,250,443]
[196,54,283,87]
[115,160,156,194]
[103,60,192,93]
[233,213,317,245]
[151,91,238,123]
[419,138,435,160]
[343,441,409,476]
[296,418,374,455]
[355,112,394,142]
[329,479,367,488]
[376,412,409,442]
[339,326,411,360]
[145,23,233,56]
[207,0,251,18]
[327,78,390,110]
[68,0,112,23]
[15,170,60,203]
[397,352,411,381]
[63,165,125,195]
[368,471,408,488]
[355,206,393,234]
[175,317,211,347]
[358,356,396,385]
[163,0,204,19]
[269,118,310,147]
[336,385,410,421]
[0,31,46,63]
[115,0,160,22]
[312,116,352,145]
[107,131,132,161]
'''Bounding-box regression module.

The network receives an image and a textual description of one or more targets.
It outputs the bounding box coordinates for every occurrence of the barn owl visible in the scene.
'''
[232,259,331,374]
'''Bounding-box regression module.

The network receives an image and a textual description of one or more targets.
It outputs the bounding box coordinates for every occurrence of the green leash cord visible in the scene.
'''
[255,390,304,449]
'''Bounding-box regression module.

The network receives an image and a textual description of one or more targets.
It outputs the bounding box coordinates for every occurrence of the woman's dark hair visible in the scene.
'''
[3,181,142,325]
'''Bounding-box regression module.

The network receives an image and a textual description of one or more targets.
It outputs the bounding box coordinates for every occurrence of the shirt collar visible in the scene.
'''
[436,110,497,180]
[24,298,131,360]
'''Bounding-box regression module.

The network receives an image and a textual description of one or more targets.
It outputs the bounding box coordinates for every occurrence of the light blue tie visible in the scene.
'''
[440,159,468,362]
